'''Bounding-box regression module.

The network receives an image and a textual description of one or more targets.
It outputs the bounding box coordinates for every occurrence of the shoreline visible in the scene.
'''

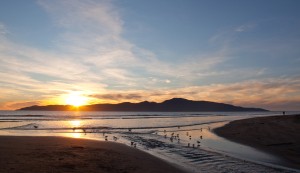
[214,114,300,170]
[0,136,187,173]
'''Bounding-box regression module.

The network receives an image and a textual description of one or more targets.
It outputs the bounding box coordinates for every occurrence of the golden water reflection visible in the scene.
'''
[66,120,84,138]
[70,120,81,127]
[70,131,84,138]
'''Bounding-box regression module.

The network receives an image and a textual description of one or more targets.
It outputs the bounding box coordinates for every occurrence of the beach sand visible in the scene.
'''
[0,136,187,173]
[214,114,300,169]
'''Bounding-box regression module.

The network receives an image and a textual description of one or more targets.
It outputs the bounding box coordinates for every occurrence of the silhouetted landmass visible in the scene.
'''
[18,98,268,112]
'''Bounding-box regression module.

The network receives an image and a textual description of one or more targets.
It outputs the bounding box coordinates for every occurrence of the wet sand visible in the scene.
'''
[0,136,187,173]
[214,114,300,169]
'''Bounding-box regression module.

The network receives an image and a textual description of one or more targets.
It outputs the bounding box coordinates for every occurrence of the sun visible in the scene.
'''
[65,93,88,107]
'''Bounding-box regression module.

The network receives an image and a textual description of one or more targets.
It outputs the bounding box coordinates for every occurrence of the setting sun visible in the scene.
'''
[65,93,88,107]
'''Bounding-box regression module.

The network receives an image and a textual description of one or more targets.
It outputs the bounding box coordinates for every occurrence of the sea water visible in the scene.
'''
[0,111,299,173]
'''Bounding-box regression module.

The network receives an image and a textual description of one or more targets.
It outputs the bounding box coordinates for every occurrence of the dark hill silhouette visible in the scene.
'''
[18,98,268,112]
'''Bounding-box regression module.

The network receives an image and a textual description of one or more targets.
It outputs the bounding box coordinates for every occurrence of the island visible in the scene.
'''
[18,98,268,112]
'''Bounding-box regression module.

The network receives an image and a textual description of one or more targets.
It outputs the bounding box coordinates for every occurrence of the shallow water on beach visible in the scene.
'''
[0,111,299,173]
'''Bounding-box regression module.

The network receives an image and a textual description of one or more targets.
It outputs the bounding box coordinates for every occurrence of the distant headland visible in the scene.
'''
[17,98,268,112]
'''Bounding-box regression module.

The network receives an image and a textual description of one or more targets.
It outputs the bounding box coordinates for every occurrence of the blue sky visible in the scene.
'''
[0,0,300,110]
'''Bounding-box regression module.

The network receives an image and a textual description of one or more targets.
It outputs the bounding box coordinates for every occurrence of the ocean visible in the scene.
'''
[0,111,299,173]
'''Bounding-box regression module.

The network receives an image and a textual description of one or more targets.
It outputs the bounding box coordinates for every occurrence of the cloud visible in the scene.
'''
[3,101,41,110]
[38,0,122,34]
[0,23,8,35]
[165,79,171,83]
[209,22,256,44]
[235,23,256,32]
[92,93,143,101]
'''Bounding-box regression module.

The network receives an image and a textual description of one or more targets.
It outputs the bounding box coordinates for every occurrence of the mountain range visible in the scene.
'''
[18,98,268,112]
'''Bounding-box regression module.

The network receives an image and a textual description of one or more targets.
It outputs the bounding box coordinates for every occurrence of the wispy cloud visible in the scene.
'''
[0,23,8,35]
[235,23,256,32]
[3,101,41,110]
[209,22,257,45]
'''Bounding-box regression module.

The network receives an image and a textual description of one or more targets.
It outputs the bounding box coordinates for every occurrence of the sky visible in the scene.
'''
[0,0,300,111]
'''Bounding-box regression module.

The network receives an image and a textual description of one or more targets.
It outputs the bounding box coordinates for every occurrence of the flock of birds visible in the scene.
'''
[32,124,210,149]
[98,126,210,149]
[162,127,208,148]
